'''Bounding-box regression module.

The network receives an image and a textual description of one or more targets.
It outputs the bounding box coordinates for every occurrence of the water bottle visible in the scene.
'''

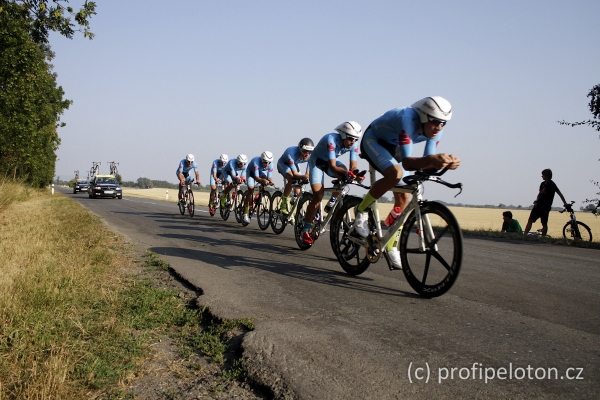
[325,195,337,212]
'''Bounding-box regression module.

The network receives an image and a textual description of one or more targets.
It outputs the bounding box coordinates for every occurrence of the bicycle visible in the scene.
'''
[178,182,197,217]
[208,182,223,217]
[561,201,592,242]
[270,178,309,235]
[294,170,367,250]
[240,183,273,230]
[219,183,245,222]
[330,168,463,298]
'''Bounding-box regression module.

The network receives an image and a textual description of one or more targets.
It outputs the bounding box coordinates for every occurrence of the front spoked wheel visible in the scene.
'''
[330,196,371,275]
[563,221,592,242]
[400,201,462,298]
[270,191,287,234]
[220,193,231,221]
[187,191,195,217]
[257,191,272,230]
[294,193,313,250]
[234,190,245,223]
[178,189,186,215]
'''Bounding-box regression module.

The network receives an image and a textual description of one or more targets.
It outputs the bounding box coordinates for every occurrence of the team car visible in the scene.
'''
[73,179,90,194]
[88,174,123,199]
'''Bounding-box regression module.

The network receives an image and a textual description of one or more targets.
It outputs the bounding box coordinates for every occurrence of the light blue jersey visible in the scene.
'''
[246,156,273,188]
[362,107,443,173]
[175,159,198,183]
[209,158,227,186]
[277,146,308,175]
[222,159,247,184]
[308,132,359,185]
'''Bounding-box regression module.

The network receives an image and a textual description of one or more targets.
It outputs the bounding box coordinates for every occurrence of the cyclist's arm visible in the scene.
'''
[402,153,460,171]
[328,158,347,178]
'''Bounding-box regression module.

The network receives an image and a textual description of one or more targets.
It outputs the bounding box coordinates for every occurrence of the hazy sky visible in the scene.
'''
[51,0,600,207]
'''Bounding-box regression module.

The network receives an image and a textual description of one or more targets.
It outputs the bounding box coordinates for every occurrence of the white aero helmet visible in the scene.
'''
[186,153,195,162]
[298,137,315,152]
[219,153,229,163]
[411,96,453,124]
[237,154,248,164]
[335,121,362,140]
[261,151,273,163]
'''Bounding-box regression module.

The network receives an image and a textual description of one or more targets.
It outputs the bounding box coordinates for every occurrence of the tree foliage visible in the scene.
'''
[0,1,95,187]
[558,84,600,133]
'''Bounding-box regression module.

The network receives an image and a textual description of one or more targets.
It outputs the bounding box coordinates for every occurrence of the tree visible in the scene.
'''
[559,84,600,215]
[559,84,600,133]
[0,0,97,45]
[0,1,96,187]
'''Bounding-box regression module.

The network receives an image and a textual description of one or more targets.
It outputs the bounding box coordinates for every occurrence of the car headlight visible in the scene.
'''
[116,187,121,190]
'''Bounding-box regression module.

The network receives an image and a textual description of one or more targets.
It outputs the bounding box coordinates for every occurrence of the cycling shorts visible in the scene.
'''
[308,159,345,186]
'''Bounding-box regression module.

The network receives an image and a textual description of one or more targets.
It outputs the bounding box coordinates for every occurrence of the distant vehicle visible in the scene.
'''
[88,174,122,199]
[73,179,90,194]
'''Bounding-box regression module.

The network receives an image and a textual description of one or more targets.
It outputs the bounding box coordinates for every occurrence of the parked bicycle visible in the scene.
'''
[330,168,463,298]
[561,201,592,242]
[220,183,245,222]
[270,178,309,235]
[208,182,223,217]
[240,183,273,230]
[178,182,198,217]
[294,170,367,250]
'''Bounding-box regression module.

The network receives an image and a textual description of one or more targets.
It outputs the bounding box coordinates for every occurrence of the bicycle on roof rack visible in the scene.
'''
[330,167,464,298]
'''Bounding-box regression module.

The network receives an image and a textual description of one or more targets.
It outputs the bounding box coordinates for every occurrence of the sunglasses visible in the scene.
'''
[346,137,358,143]
[428,116,447,127]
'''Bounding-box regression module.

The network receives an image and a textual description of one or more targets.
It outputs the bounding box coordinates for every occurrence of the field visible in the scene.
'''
[124,187,600,242]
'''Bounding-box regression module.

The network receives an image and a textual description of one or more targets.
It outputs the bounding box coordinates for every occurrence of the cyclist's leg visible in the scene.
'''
[221,177,233,207]
[301,164,325,243]
[209,175,217,205]
[244,176,256,222]
[524,208,539,235]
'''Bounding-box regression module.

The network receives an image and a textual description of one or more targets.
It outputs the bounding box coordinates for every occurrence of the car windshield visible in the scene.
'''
[97,178,117,184]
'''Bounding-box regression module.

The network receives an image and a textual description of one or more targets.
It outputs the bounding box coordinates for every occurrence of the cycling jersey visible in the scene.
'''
[246,156,273,188]
[221,159,247,184]
[361,107,444,174]
[175,159,198,182]
[277,146,308,175]
[209,158,227,186]
[308,132,359,185]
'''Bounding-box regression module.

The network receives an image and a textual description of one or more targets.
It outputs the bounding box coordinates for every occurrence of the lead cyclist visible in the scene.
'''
[176,153,201,203]
[351,96,461,270]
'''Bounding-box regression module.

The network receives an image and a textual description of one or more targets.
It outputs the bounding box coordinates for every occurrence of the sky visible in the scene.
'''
[51,0,600,207]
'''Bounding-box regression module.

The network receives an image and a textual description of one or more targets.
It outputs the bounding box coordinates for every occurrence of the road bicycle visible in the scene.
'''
[178,182,197,217]
[219,183,245,222]
[330,168,463,298]
[208,182,223,217]
[270,178,309,235]
[294,171,367,250]
[240,183,273,230]
[561,201,592,242]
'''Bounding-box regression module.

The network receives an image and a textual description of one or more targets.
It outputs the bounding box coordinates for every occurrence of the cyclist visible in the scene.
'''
[523,168,568,236]
[220,154,248,208]
[242,151,275,224]
[351,96,461,269]
[209,154,228,209]
[176,154,201,203]
[276,138,314,215]
[300,121,363,245]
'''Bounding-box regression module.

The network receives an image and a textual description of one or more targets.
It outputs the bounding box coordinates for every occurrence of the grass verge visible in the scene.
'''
[0,185,257,399]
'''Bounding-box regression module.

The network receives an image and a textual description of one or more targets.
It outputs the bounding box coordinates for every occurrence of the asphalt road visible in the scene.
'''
[64,189,600,399]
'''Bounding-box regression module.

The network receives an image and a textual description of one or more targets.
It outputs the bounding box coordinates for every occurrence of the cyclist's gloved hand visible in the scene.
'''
[564,203,573,212]
[346,170,357,181]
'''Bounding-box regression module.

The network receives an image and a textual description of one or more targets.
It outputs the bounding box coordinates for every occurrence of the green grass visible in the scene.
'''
[0,183,255,399]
